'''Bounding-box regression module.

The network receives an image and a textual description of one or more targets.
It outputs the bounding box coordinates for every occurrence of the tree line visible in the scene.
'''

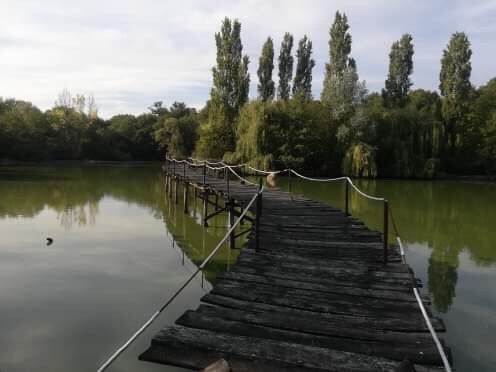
[0,91,199,162]
[1,12,495,177]
[196,13,496,177]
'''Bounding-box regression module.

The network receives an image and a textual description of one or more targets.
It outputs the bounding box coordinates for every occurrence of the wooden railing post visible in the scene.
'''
[383,200,389,263]
[255,182,262,252]
[228,198,235,250]
[183,162,186,179]
[183,183,188,214]
[202,188,209,227]
[226,169,230,199]
[288,169,292,193]
[202,162,206,186]
[345,180,350,216]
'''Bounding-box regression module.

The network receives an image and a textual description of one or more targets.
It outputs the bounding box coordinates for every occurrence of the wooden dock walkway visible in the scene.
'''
[139,161,450,371]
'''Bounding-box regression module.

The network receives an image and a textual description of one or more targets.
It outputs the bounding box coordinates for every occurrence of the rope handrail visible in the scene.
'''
[247,165,289,175]
[97,188,263,372]
[388,206,451,372]
[227,165,258,186]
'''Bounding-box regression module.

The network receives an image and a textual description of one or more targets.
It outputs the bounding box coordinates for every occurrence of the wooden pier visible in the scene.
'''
[139,160,450,371]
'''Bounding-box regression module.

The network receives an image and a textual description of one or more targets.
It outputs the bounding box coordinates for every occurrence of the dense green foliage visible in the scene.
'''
[292,36,315,101]
[382,34,414,107]
[2,16,496,178]
[321,11,365,122]
[277,33,294,100]
[196,17,250,158]
[257,37,275,101]
[0,97,198,161]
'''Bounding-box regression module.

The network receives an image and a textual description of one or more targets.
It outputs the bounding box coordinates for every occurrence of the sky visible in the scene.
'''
[0,0,495,118]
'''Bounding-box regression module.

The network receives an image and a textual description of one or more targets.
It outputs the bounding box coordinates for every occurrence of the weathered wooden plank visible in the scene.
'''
[147,326,442,371]
[176,308,441,364]
[217,271,418,302]
[200,294,446,332]
[209,280,427,319]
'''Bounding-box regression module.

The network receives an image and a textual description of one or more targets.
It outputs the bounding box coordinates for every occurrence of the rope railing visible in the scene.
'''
[388,206,452,372]
[170,155,451,371]
[97,185,263,372]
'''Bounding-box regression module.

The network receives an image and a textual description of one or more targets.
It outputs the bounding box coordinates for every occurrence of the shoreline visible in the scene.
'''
[0,160,494,182]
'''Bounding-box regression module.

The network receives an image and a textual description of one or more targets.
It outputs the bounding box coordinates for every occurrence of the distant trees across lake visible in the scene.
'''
[1,12,496,177]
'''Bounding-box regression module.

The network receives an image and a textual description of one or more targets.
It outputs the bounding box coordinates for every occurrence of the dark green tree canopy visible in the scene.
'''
[257,37,275,101]
[197,17,250,157]
[277,33,294,100]
[439,32,472,154]
[292,35,315,101]
[321,11,364,120]
[327,11,352,76]
[211,17,250,119]
[382,34,414,107]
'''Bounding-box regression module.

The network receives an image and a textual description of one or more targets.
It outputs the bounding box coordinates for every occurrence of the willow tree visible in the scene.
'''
[321,11,365,121]
[292,35,315,101]
[257,37,275,101]
[439,32,472,156]
[382,34,414,107]
[196,18,250,158]
[277,33,294,100]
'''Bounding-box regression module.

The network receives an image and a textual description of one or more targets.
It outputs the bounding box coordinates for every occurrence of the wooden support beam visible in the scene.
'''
[183,182,189,214]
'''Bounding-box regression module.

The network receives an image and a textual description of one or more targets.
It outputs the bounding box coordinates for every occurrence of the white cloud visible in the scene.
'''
[0,0,494,117]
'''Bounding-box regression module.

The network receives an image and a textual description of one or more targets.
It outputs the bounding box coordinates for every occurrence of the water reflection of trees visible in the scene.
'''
[0,165,232,283]
[0,166,165,228]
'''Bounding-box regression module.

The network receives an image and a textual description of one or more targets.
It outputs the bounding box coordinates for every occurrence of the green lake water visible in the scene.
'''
[0,165,494,371]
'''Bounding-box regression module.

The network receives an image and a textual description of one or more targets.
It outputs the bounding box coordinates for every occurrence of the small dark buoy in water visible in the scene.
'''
[46,237,54,246]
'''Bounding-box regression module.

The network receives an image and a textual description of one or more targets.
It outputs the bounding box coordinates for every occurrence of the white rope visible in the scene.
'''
[344,177,385,202]
[395,237,451,371]
[227,166,258,186]
[206,164,227,170]
[247,165,289,175]
[97,189,262,372]
[290,169,347,182]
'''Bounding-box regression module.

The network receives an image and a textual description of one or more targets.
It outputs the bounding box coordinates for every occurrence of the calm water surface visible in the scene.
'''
[0,166,495,371]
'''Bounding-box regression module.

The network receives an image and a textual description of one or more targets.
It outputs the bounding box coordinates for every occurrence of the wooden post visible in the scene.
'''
[288,169,292,193]
[345,180,350,216]
[226,169,230,199]
[255,178,262,252]
[228,198,235,250]
[383,200,389,263]
[202,188,209,226]
[183,162,186,179]
[183,183,188,213]
[203,162,206,185]
[259,178,263,217]
[192,186,197,218]
[174,178,179,204]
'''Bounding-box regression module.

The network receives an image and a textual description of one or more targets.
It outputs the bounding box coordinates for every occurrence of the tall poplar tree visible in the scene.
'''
[197,17,250,157]
[292,35,315,101]
[257,37,275,101]
[382,34,414,107]
[321,12,364,120]
[277,33,294,100]
[439,32,472,154]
